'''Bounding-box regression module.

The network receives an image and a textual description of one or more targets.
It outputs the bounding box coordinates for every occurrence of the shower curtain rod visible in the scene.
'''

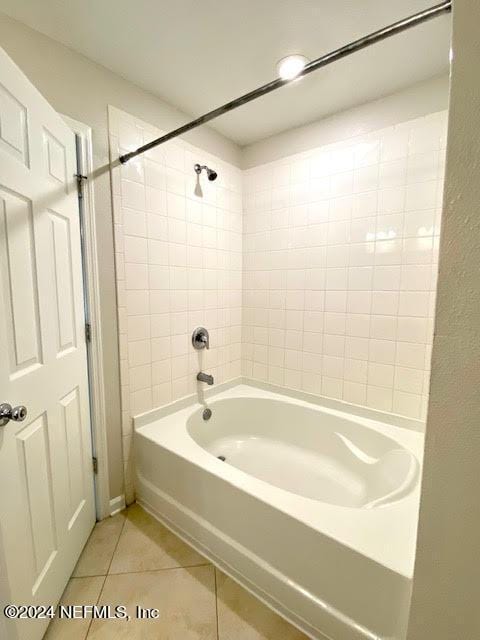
[119,0,451,164]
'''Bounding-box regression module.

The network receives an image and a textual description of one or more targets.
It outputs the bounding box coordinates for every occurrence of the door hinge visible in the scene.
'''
[85,323,92,343]
[74,173,88,199]
[92,457,98,474]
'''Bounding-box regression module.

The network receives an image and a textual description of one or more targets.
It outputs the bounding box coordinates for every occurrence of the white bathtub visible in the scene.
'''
[134,381,423,640]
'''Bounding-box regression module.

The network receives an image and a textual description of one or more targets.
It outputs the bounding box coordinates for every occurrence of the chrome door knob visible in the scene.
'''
[0,403,28,427]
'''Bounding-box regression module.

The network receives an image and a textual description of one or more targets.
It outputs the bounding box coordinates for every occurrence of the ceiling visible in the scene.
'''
[0,0,451,146]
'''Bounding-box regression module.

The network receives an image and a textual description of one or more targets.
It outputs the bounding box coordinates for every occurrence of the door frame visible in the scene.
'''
[62,114,111,521]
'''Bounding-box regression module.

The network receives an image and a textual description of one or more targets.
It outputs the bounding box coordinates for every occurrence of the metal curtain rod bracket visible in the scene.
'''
[119,0,452,164]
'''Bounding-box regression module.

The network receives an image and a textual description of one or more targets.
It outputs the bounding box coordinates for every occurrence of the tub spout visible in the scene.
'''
[197,371,214,385]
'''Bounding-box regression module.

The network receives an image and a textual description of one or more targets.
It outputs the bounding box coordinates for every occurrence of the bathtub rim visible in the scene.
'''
[135,376,424,433]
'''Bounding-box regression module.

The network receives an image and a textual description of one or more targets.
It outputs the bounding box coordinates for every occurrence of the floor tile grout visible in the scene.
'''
[83,574,107,640]
[107,562,212,576]
[83,514,128,640]
[214,566,220,640]
[105,512,128,576]
[69,574,105,581]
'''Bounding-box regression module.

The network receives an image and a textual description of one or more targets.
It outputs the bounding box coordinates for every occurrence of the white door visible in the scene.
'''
[0,47,95,640]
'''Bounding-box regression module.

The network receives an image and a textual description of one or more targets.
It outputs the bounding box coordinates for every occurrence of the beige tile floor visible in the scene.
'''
[44,504,308,639]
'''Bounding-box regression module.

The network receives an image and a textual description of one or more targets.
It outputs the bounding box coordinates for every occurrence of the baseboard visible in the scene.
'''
[109,494,126,516]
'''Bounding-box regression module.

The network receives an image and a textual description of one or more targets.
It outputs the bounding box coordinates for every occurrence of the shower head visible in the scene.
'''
[206,168,217,181]
[194,163,218,181]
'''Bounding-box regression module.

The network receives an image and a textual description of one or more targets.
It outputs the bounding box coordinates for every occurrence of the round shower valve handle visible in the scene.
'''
[192,327,210,350]
[0,403,28,427]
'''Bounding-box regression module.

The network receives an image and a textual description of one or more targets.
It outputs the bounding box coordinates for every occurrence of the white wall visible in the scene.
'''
[408,1,480,637]
[109,108,243,502]
[0,12,241,501]
[242,112,447,420]
[243,76,449,169]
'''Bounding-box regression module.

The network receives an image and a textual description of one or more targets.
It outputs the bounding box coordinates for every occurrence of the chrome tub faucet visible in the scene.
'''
[197,372,214,385]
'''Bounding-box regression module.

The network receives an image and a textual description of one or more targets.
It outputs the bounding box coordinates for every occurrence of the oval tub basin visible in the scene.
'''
[187,397,418,508]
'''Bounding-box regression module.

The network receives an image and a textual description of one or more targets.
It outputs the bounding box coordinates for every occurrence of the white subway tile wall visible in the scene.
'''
[109,107,243,500]
[242,111,447,421]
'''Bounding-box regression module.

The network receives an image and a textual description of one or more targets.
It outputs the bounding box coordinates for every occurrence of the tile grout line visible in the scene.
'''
[214,567,220,640]
[106,512,128,575]
[83,573,108,640]
[72,560,212,580]
[84,513,128,640]
[106,562,212,577]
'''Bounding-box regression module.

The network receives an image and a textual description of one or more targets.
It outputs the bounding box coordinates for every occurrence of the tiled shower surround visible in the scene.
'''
[109,107,447,497]
[243,111,447,420]
[109,107,243,500]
